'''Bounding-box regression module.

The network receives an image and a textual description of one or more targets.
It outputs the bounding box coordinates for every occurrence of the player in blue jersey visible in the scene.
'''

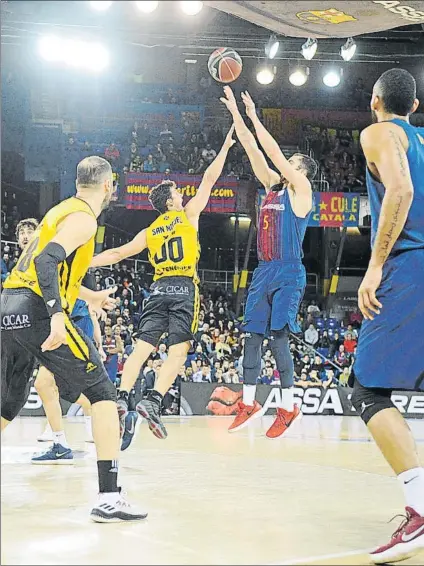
[220,86,317,438]
[349,69,424,564]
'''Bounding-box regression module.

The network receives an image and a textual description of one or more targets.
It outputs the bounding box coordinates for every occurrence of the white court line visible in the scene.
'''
[268,547,372,565]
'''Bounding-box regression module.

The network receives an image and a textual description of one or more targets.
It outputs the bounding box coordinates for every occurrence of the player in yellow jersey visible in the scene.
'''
[91,126,235,446]
[1,156,147,522]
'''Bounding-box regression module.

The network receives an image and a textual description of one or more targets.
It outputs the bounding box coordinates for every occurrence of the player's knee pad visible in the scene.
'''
[351,379,395,425]
[83,377,117,405]
[270,327,294,388]
[243,332,263,385]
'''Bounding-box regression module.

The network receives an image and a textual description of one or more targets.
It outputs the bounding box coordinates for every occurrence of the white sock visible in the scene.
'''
[280,388,294,412]
[52,431,69,449]
[44,422,52,434]
[243,384,256,406]
[398,467,424,515]
[84,416,92,434]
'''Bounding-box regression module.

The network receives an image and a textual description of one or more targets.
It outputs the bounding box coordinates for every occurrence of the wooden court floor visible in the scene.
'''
[2,415,424,565]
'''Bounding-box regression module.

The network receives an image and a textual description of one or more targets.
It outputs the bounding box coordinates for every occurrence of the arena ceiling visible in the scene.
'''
[204,1,424,38]
[1,1,423,64]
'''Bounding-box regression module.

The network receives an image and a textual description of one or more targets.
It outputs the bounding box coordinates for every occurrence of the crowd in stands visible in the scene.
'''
[303,125,366,192]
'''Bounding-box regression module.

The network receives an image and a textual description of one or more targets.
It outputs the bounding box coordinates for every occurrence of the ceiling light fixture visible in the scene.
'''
[340,37,357,61]
[256,66,275,85]
[301,37,317,60]
[289,67,309,87]
[180,1,203,15]
[265,34,280,60]
[135,1,159,13]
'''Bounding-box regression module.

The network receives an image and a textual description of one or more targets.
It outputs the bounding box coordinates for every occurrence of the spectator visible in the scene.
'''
[158,154,171,174]
[304,324,319,347]
[157,343,168,362]
[202,144,217,164]
[143,154,156,173]
[334,344,350,368]
[343,332,357,355]
[105,142,120,162]
[193,364,212,383]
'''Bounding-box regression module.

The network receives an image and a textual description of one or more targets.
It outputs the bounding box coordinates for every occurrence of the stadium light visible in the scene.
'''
[289,67,309,87]
[135,1,159,13]
[89,1,113,11]
[38,36,109,71]
[265,34,279,60]
[340,37,357,61]
[256,66,275,85]
[323,69,342,88]
[180,1,203,15]
[301,37,317,60]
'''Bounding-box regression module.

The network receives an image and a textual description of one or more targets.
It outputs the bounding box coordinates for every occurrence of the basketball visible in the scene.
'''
[208,47,242,84]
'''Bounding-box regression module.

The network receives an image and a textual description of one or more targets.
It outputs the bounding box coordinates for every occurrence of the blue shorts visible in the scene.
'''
[73,315,94,342]
[243,261,306,335]
[354,249,424,391]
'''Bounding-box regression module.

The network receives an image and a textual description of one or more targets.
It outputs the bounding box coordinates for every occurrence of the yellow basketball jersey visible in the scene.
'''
[5,197,96,312]
[147,210,200,282]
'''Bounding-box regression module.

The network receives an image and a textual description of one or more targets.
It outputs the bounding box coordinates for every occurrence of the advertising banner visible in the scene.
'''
[309,192,360,227]
[125,173,238,214]
[258,190,360,227]
[180,384,424,419]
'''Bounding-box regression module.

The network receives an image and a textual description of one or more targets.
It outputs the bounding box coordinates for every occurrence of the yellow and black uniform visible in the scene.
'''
[137,209,201,347]
[1,198,115,422]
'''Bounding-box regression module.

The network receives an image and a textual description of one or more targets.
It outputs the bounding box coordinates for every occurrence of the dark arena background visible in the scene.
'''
[1,1,424,565]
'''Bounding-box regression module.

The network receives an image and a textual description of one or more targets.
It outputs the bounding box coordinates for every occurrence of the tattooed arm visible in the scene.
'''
[358,122,414,319]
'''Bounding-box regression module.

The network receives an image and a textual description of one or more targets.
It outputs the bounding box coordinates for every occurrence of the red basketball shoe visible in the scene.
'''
[266,405,302,439]
[228,401,263,433]
[370,507,424,564]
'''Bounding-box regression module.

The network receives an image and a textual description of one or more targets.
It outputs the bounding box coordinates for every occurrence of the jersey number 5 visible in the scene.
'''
[16,237,40,273]
[154,236,184,264]
[263,215,269,230]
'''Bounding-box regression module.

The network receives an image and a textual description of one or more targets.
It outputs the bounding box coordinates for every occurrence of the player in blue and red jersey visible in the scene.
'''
[221,87,317,438]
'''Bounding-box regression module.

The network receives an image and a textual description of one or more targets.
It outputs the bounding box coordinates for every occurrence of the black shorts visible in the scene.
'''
[136,276,200,347]
[1,289,111,421]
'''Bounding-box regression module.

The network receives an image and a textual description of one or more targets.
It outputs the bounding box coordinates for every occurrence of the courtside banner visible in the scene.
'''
[258,190,361,227]
[180,384,424,419]
[124,173,238,214]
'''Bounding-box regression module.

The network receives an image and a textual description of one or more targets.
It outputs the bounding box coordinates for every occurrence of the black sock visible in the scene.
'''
[147,389,163,407]
[118,390,129,405]
[128,389,137,412]
[97,460,119,493]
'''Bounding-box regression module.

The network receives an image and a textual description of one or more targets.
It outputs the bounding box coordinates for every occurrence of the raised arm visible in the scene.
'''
[220,86,279,192]
[358,122,414,320]
[184,126,235,222]
[241,91,311,196]
[90,230,147,268]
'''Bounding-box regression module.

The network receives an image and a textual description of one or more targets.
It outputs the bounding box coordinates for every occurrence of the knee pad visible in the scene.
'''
[351,379,395,425]
[243,332,263,368]
[83,377,117,405]
[243,332,263,385]
[270,327,293,388]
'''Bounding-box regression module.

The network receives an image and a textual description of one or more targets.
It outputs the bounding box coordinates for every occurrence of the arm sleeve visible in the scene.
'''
[34,242,67,317]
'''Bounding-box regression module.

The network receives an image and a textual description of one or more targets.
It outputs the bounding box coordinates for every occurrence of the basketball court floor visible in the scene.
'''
[2,414,424,565]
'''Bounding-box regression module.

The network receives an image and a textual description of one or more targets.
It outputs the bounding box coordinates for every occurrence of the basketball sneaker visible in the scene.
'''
[369,507,424,564]
[90,492,148,523]
[31,443,74,465]
[228,400,263,433]
[137,396,167,439]
[266,405,302,439]
[121,411,139,451]
[117,395,129,438]
[37,423,53,442]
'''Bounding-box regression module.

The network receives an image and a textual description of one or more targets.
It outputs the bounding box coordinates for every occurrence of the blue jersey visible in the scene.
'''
[257,185,311,262]
[366,119,424,255]
[71,298,90,320]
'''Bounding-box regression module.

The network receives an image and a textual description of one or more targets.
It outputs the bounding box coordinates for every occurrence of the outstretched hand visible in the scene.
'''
[220,85,238,115]
[241,91,256,120]
[223,124,236,150]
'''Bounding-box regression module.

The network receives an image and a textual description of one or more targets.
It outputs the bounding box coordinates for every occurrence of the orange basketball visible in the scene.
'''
[208,47,243,84]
